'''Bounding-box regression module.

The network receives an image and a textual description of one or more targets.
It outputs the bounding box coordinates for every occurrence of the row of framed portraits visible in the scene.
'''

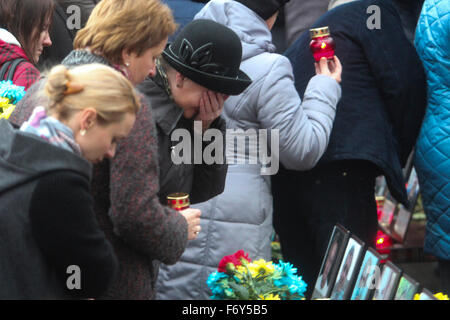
[375,166,420,243]
[312,224,437,300]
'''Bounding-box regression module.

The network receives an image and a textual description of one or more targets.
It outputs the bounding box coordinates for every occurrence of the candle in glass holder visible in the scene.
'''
[167,192,190,211]
[309,26,335,62]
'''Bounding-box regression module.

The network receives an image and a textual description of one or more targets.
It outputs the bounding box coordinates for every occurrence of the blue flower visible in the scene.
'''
[275,260,298,278]
[273,261,307,298]
[207,271,228,297]
[207,271,227,284]
[0,80,26,105]
[287,275,307,296]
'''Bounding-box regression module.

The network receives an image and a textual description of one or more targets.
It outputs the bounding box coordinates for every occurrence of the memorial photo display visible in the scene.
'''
[377,167,419,244]
[329,236,365,300]
[311,224,350,299]
[312,224,437,300]
[405,167,420,212]
[394,273,420,300]
[350,247,383,300]
[372,261,402,300]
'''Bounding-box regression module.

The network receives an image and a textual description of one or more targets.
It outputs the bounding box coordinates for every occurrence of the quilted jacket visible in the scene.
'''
[414,0,450,260]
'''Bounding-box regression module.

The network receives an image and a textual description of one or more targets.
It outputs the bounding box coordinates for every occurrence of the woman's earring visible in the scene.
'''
[80,129,86,136]
[125,62,130,67]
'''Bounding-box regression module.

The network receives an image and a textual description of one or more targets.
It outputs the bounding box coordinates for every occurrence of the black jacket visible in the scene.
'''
[0,120,117,299]
[280,0,427,204]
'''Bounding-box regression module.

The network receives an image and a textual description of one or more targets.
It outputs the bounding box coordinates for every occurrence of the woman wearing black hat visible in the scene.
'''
[156,0,342,300]
[138,19,251,210]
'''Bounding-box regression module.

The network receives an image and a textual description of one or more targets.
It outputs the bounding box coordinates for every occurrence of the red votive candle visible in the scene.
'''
[167,192,190,211]
[310,26,335,62]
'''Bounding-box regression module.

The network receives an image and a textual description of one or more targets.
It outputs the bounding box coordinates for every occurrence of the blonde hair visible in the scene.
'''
[74,0,177,65]
[44,64,141,125]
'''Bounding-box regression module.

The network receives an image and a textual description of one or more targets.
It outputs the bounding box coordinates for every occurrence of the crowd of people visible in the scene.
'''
[0,0,448,300]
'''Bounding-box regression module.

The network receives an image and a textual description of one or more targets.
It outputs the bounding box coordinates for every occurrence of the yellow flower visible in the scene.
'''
[434,293,449,300]
[0,97,15,120]
[0,97,9,106]
[248,259,275,277]
[259,294,281,300]
[234,265,248,281]
[414,292,449,300]
[236,265,247,274]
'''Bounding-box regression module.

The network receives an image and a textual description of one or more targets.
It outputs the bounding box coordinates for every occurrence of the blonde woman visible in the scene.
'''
[10,0,202,299]
[0,63,141,299]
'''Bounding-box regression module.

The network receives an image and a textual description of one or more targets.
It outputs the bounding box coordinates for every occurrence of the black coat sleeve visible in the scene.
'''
[29,170,118,299]
[190,116,228,204]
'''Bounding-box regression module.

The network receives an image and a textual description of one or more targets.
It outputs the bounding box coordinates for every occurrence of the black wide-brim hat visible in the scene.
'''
[162,19,252,96]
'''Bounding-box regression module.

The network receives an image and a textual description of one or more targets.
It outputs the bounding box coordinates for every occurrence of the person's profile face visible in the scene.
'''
[125,37,168,86]
[77,111,136,163]
[32,19,52,63]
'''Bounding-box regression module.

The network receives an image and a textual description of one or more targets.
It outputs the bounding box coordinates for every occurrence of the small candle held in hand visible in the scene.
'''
[167,192,190,211]
[310,26,336,62]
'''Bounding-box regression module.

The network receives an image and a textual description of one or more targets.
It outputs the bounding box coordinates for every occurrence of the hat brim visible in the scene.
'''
[162,45,252,96]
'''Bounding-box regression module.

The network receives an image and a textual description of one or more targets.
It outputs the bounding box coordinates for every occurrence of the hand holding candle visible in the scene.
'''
[310,26,335,62]
[167,192,191,211]
[167,193,202,240]
[179,208,202,240]
[315,56,342,84]
[310,26,342,84]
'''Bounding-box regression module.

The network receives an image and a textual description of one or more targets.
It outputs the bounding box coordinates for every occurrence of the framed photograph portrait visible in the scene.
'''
[372,261,402,300]
[329,235,365,300]
[384,168,419,243]
[405,167,420,212]
[378,197,397,229]
[375,176,388,197]
[391,204,412,243]
[350,247,383,300]
[394,273,420,300]
[312,224,350,299]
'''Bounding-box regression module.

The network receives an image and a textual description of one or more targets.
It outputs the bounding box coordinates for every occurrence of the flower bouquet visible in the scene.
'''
[207,250,307,300]
[0,80,26,120]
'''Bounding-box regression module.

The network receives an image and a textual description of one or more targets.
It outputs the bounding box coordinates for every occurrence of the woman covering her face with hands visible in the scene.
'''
[138,19,252,211]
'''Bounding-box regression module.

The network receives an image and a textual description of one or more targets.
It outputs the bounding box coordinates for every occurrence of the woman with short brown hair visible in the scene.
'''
[73,0,177,84]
